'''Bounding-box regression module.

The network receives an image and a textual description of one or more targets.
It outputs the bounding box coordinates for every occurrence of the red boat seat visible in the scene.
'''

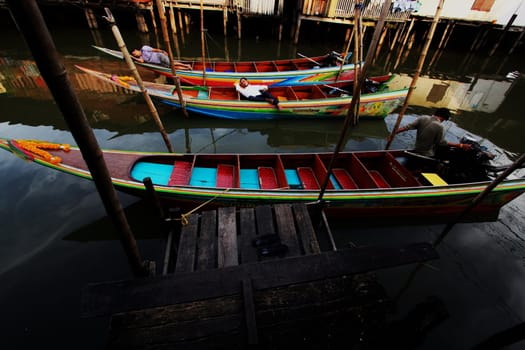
[168,161,192,186]
[258,167,278,189]
[297,167,320,190]
[369,170,390,188]
[216,164,235,188]
[332,168,358,189]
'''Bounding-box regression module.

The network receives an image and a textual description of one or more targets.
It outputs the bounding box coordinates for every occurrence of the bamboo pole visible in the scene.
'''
[155,0,188,118]
[103,8,174,153]
[7,0,148,278]
[317,0,392,202]
[385,0,445,150]
[352,2,363,125]
[200,0,207,85]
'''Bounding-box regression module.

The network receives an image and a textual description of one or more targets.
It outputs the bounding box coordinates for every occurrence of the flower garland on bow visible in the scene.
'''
[16,140,70,164]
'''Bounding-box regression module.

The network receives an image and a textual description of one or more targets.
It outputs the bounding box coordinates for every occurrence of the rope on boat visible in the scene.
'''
[177,188,231,225]
[15,140,70,164]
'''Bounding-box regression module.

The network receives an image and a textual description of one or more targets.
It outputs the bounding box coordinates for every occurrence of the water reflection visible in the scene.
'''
[387,72,519,113]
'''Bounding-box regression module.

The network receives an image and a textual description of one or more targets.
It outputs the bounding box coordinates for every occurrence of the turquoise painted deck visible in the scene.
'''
[131,162,172,186]
[189,167,217,187]
[240,169,260,189]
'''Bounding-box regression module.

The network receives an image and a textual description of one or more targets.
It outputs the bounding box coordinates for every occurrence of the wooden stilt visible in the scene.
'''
[343,27,351,47]
[389,21,405,52]
[428,20,455,70]
[135,12,149,33]
[383,23,402,71]
[177,10,185,45]
[480,13,518,74]
[223,6,228,37]
[278,21,283,42]
[168,1,181,58]
[149,7,158,31]
[399,31,416,67]
[185,13,190,35]
[293,15,302,44]
[84,8,98,29]
[496,28,525,74]
[224,36,230,61]
[237,11,242,39]
[393,18,414,70]
[458,24,485,73]
[506,27,524,56]
[340,25,355,56]
[373,24,388,63]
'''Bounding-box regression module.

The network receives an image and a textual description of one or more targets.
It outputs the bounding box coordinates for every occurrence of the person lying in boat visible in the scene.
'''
[234,77,282,109]
[130,45,192,70]
[391,107,472,157]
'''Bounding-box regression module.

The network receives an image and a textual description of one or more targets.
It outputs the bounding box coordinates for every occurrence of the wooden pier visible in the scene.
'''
[82,203,438,348]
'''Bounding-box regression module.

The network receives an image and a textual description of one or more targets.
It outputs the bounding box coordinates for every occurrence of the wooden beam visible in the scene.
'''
[82,242,438,317]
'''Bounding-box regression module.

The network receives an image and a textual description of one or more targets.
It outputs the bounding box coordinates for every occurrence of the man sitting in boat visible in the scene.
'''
[130,45,192,70]
[234,77,282,109]
[391,108,471,157]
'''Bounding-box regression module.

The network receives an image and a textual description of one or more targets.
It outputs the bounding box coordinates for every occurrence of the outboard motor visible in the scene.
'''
[436,136,495,183]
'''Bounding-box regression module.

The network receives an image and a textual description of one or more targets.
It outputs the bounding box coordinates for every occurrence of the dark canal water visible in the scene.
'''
[0,8,524,350]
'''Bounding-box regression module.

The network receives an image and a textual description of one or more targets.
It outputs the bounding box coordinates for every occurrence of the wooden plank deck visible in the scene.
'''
[82,203,438,348]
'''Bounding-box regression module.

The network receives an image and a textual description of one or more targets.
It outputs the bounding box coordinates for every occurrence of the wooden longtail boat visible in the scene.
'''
[76,66,408,120]
[93,46,359,87]
[2,138,524,223]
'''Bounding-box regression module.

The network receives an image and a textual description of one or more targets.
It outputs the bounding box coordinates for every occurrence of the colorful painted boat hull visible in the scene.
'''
[93,46,359,87]
[2,138,524,224]
[76,66,408,120]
